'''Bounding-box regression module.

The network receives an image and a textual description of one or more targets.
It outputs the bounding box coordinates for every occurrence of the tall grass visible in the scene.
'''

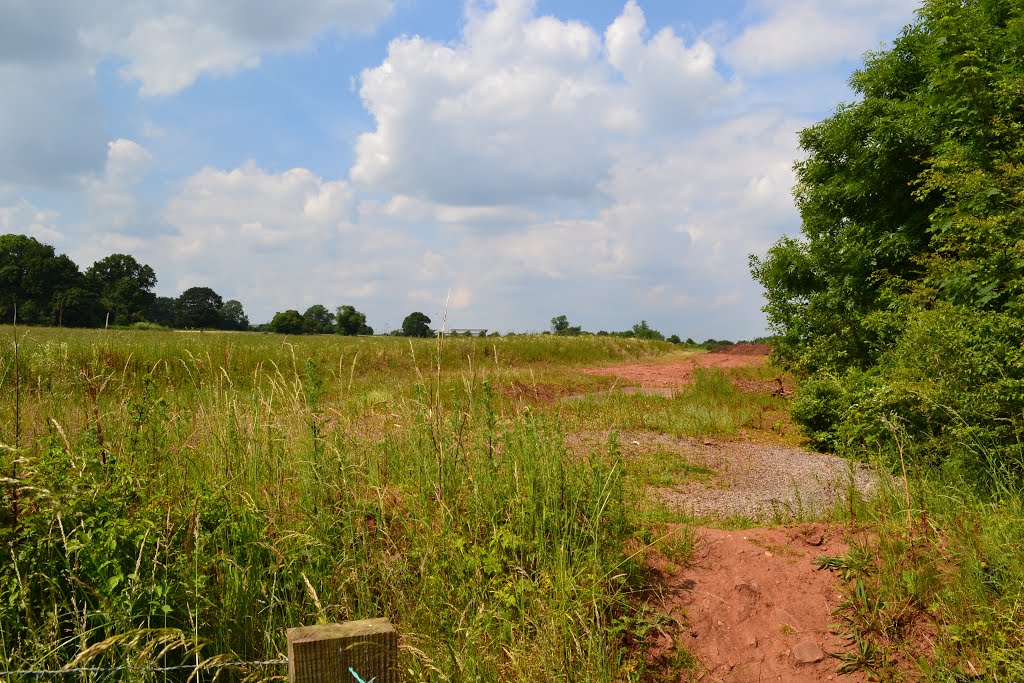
[822,445,1024,680]
[0,329,679,680]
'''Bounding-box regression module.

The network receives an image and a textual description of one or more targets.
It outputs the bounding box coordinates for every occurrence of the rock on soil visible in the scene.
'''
[647,524,870,682]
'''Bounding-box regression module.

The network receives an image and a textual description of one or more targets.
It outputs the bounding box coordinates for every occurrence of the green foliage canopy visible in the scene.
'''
[175,287,224,329]
[302,304,334,334]
[551,315,582,336]
[335,305,372,335]
[402,311,432,337]
[269,309,305,335]
[221,300,250,331]
[0,234,97,326]
[86,253,157,326]
[752,0,1024,481]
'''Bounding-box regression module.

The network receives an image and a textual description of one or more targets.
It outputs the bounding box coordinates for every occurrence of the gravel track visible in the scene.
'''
[568,430,882,520]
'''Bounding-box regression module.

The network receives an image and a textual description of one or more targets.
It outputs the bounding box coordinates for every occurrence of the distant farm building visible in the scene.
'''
[438,329,488,337]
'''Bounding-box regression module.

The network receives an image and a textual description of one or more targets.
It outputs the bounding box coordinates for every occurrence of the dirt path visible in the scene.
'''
[576,350,875,681]
[582,350,768,387]
[649,524,868,682]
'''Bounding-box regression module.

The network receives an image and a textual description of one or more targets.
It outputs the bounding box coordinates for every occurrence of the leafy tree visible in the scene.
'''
[221,300,250,331]
[302,304,335,334]
[0,234,93,326]
[336,305,373,335]
[269,309,305,335]
[147,296,177,326]
[86,254,157,326]
[550,315,581,336]
[667,334,681,344]
[632,320,664,341]
[175,287,224,329]
[751,0,1024,477]
[401,311,432,337]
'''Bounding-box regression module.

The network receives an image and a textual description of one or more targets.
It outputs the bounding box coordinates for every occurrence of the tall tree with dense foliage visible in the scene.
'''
[751,0,1024,476]
[402,311,432,337]
[175,287,224,329]
[269,309,305,334]
[220,300,250,331]
[550,315,581,336]
[302,304,335,334]
[86,254,157,325]
[0,234,97,326]
[335,305,373,335]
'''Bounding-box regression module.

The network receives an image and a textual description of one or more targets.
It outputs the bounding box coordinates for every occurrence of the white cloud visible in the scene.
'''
[351,0,734,205]
[155,162,392,315]
[80,0,395,95]
[0,197,64,244]
[726,0,920,76]
[84,139,155,233]
[0,0,393,186]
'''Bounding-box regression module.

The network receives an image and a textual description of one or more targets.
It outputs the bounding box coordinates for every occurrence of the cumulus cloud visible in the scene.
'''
[0,197,64,245]
[373,109,806,336]
[725,0,920,76]
[351,0,734,205]
[84,139,156,234]
[0,0,393,186]
[154,162,391,314]
[81,0,394,95]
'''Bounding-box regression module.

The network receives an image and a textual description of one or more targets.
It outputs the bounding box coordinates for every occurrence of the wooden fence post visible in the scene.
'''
[287,619,398,683]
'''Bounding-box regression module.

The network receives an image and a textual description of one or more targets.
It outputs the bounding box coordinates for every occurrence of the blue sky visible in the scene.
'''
[0,0,920,336]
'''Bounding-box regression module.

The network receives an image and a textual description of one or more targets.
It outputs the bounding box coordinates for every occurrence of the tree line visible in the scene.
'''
[0,234,248,330]
[2,233,728,342]
[0,233,436,337]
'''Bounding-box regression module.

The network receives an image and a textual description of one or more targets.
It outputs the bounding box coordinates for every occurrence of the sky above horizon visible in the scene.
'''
[1,0,921,337]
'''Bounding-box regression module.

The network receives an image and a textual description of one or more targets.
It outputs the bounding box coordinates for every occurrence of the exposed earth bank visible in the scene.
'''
[577,348,877,681]
[649,524,869,682]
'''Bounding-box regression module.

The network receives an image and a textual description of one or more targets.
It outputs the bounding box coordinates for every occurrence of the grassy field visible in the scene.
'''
[0,327,788,681]
[4,327,1021,680]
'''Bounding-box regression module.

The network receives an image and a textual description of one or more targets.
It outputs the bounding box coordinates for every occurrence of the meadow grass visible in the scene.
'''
[817,459,1024,681]
[0,327,690,681]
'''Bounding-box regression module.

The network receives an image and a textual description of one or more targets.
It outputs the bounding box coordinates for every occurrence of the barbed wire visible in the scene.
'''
[0,660,287,678]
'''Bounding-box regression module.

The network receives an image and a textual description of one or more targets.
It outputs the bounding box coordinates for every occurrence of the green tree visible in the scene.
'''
[401,311,432,337]
[269,309,305,335]
[221,300,250,331]
[550,314,581,336]
[751,0,1024,474]
[0,234,93,326]
[175,287,224,329]
[302,304,335,334]
[336,305,373,335]
[86,254,157,325]
[147,296,177,327]
[632,320,664,341]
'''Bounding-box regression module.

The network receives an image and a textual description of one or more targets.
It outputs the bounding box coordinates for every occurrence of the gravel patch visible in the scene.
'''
[566,430,882,520]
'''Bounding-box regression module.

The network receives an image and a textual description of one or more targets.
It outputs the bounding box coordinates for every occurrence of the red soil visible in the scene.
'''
[648,524,869,682]
[582,352,767,388]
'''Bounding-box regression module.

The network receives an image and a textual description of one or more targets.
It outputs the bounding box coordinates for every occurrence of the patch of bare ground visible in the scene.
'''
[582,352,767,387]
[569,349,893,680]
[568,430,880,520]
[647,524,872,682]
